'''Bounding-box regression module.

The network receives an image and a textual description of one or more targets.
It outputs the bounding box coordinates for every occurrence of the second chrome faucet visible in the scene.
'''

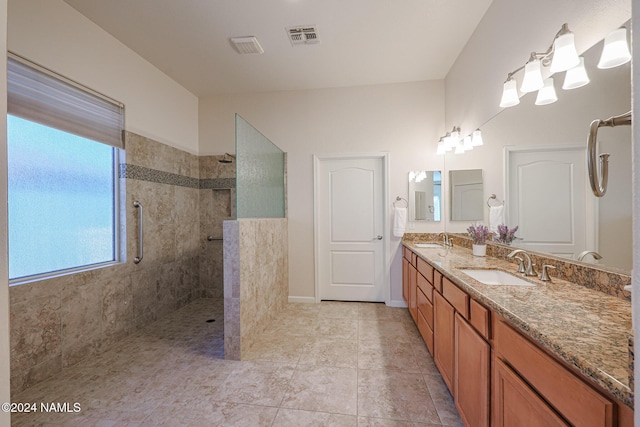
[507,249,538,277]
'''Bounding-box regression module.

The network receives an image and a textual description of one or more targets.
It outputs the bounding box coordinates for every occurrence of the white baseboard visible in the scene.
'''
[288,296,317,304]
[386,299,408,308]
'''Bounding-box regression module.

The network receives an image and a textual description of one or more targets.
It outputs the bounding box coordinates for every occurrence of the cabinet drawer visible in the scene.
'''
[411,252,418,267]
[417,272,433,302]
[493,358,569,427]
[403,246,412,261]
[442,277,469,319]
[417,257,434,285]
[470,299,490,339]
[417,287,433,329]
[434,269,443,293]
[417,308,434,356]
[493,319,613,427]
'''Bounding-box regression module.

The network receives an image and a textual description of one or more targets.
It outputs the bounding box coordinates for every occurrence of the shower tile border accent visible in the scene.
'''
[120,164,236,189]
[201,178,237,190]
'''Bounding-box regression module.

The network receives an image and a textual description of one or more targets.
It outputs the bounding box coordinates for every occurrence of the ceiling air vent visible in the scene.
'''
[230,36,264,55]
[286,26,319,46]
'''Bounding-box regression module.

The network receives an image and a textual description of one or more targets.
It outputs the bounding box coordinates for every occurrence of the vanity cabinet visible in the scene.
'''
[433,291,455,391]
[401,244,632,427]
[493,357,568,427]
[493,316,615,427]
[455,311,490,427]
[402,254,409,303]
[402,248,418,322]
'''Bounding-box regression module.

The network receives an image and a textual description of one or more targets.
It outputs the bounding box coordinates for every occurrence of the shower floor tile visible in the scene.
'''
[10,299,461,426]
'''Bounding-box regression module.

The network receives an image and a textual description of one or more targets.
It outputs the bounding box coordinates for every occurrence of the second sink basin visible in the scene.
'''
[460,269,536,286]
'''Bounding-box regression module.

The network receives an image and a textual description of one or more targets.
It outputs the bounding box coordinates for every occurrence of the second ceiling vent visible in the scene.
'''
[286,26,319,46]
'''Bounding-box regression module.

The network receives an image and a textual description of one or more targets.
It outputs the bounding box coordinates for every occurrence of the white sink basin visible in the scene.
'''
[415,243,442,248]
[460,269,536,286]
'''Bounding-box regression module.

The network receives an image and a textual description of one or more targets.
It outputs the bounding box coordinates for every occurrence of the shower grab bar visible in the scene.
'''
[133,201,143,264]
[587,110,631,197]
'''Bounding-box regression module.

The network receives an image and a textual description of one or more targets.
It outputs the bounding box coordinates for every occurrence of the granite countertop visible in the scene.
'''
[403,241,633,409]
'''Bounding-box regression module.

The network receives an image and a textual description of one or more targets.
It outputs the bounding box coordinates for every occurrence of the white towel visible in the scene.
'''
[393,207,407,237]
[489,205,504,233]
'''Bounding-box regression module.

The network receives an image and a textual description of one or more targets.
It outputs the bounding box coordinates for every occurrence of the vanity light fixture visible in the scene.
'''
[562,56,589,89]
[463,135,473,151]
[535,77,558,105]
[499,77,520,108]
[500,23,579,107]
[471,129,483,147]
[520,57,544,93]
[549,26,580,73]
[597,27,631,69]
[436,127,484,155]
[454,140,465,154]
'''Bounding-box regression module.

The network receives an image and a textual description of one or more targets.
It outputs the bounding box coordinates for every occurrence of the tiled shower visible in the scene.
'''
[9,131,235,396]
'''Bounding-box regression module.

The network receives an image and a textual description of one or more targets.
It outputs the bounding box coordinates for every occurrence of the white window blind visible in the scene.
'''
[7,53,125,149]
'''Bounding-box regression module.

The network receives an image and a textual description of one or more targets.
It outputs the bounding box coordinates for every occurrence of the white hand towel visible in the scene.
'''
[393,207,407,237]
[489,205,504,233]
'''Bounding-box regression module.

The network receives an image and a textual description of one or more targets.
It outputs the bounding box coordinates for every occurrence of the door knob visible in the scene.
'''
[375,235,383,240]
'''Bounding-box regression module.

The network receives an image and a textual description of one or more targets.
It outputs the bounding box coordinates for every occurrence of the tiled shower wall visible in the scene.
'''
[9,132,234,396]
[223,218,289,360]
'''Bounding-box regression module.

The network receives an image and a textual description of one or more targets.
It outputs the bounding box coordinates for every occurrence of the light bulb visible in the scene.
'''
[499,79,520,108]
[436,141,446,155]
[562,57,589,90]
[463,136,473,151]
[550,32,580,73]
[521,59,544,93]
[598,27,631,69]
[454,141,465,154]
[471,129,483,147]
[535,78,557,106]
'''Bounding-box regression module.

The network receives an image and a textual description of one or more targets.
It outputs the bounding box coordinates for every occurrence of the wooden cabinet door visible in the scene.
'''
[402,256,409,304]
[433,291,455,392]
[409,263,418,322]
[493,358,568,427]
[455,313,489,427]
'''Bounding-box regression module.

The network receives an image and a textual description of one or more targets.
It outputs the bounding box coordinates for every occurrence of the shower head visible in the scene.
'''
[218,153,235,164]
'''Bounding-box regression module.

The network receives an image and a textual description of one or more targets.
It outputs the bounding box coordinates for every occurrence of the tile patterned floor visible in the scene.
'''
[11,299,463,427]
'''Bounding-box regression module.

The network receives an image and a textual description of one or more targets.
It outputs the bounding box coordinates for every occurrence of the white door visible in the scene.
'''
[315,155,386,302]
[452,183,484,220]
[506,146,596,259]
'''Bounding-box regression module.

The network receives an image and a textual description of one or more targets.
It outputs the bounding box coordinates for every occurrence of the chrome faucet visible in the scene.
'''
[438,232,453,247]
[507,249,537,277]
[577,250,602,262]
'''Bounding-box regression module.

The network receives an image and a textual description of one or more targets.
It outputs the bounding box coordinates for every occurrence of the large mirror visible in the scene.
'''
[450,169,484,221]
[408,170,442,221]
[472,25,631,272]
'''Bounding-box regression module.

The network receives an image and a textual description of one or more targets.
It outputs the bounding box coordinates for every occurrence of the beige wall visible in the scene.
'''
[199,82,446,303]
[0,0,9,424]
[8,0,199,153]
[632,3,640,420]
[444,0,631,136]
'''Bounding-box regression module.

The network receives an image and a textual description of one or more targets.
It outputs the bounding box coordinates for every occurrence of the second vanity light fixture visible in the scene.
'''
[436,126,483,155]
[500,24,631,109]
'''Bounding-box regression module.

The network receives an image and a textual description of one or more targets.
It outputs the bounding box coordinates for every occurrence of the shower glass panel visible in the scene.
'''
[235,114,285,218]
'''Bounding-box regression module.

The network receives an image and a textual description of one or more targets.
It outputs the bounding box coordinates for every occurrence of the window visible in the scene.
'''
[7,54,124,282]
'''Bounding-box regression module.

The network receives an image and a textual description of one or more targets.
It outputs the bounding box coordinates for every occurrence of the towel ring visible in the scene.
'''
[393,196,408,208]
[486,194,504,208]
